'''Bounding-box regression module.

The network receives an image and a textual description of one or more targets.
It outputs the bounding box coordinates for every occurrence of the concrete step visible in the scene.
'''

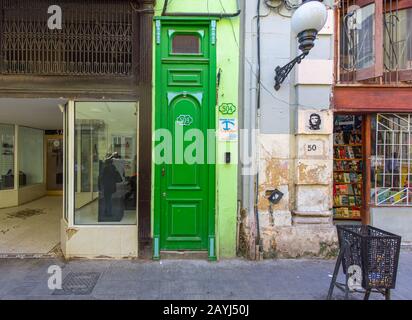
[160,250,208,260]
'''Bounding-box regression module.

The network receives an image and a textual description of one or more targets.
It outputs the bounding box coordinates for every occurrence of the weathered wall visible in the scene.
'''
[241,0,338,259]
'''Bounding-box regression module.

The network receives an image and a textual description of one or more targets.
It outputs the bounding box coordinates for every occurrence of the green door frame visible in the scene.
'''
[153,17,217,261]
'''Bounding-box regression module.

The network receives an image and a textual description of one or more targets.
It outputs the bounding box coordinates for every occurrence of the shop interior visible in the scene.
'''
[73,102,138,226]
[333,113,412,226]
[0,98,64,255]
[0,99,141,255]
[333,115,364,224]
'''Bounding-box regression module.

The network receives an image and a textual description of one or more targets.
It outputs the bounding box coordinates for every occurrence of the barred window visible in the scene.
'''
[371,114,412,206]
[0,0,136,76]
[339,2,376,72]
[384,8,412,71]
[339,0,412,84]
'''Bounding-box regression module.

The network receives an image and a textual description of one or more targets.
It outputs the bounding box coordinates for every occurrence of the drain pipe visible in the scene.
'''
[254,0,262,260]
[162,0,241,18]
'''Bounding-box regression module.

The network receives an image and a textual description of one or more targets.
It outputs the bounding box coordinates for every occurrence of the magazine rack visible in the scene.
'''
[327,225,401,300]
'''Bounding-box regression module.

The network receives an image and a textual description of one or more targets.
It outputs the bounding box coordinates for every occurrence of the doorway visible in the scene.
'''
[154,19,217,260]
[333,114,365,225]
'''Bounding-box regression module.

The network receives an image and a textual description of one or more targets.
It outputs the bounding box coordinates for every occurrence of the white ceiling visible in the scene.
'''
[0,98,66,130]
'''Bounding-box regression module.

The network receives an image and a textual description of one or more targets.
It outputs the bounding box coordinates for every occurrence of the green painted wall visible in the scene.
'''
[153,0,240,258]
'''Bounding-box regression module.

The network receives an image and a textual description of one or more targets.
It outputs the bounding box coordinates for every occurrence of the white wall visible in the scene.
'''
[371,207,412,242]
[19,126,44,185]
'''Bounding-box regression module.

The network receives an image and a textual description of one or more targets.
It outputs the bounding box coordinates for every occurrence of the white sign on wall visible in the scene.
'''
[218,118,238,141]
[303,140,325,157]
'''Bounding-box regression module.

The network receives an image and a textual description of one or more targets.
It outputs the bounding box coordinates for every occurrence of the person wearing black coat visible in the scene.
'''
[100,158,122,217]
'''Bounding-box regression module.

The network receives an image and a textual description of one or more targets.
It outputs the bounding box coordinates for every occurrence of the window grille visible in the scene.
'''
[383,7,412,81]
[373,113,412,206]
[338,0,412,84]
[0,0,137,76]
[339,1,377,79]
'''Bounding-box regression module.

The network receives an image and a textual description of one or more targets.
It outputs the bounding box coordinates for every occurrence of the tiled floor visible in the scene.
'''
[0,196,62,255]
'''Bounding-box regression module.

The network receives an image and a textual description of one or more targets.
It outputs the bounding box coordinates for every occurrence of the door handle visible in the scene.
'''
[162,192,167,198]
[161,167,166,177]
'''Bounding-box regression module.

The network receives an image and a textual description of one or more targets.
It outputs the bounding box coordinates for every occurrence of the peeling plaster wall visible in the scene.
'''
[261,225,339,259]
[240,0,338,259]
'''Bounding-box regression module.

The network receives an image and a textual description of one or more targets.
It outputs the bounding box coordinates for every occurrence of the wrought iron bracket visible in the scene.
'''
[274,52,308,91]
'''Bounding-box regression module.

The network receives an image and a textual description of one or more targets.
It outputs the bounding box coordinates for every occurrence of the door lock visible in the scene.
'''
[161,167,166,176]
[162,192,167,197]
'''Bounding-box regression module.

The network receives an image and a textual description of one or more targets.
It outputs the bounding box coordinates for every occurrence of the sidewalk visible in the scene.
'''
[1,249,411,300]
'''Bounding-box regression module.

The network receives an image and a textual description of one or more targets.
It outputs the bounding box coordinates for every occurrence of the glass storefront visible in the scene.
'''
[333,113,412,224]
[74,102,138,225]
[18,126,44,186]
[0,124,15,190]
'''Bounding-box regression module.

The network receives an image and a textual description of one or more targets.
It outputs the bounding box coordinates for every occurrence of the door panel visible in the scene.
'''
[167,92,203,189]
[161,90,209,250]
[168,69,203,87]
[158,22,214,251]
[168,200,203,240]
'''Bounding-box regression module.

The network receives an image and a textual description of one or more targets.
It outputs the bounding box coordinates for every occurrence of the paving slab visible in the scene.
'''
[0,249,411,300]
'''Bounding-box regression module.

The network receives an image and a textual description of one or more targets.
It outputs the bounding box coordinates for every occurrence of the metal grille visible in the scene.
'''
[53,272,101,295]
[383,3,412,82]
[373,113,412,206]
[339,0,377,82]
[0,0,136,76]
[338,0,412,84]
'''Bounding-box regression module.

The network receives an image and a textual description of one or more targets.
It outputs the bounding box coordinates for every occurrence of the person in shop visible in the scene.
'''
[124,154,137,207]
[99,153,123,218]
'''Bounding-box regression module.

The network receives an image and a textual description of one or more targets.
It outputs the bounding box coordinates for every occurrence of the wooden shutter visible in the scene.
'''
[355,0,384,81]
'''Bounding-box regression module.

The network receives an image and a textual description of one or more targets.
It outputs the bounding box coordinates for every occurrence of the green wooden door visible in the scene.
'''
[154,19,216,258]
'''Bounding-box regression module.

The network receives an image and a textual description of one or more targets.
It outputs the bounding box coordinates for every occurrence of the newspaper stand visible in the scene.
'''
[327,225,401,300]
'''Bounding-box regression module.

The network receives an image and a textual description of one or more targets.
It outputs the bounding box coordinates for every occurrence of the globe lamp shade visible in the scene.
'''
[291,1,328,35]
[291,1,328,53]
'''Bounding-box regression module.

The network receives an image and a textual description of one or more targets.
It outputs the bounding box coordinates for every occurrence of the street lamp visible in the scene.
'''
[274,0,328,91]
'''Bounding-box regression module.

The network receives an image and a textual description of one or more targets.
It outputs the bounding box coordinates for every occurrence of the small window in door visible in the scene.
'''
[172,34,200,54]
